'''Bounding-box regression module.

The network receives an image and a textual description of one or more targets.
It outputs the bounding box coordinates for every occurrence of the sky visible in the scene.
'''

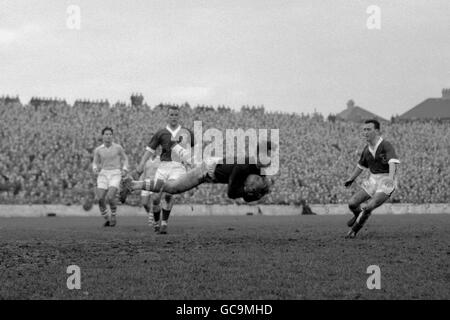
[0,0,449,118]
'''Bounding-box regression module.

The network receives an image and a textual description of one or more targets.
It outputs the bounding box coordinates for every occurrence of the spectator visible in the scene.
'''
[0,98,449,205]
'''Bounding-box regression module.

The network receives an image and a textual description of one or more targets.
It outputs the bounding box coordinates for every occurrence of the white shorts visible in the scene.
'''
[155,161,187,182]
[141,179,153,197]
[97,169,121,190]
[201,157,223,182]
[361,174,397,197]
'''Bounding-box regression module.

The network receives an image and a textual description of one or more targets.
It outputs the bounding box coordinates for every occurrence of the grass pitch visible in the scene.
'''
[0,214,449,299]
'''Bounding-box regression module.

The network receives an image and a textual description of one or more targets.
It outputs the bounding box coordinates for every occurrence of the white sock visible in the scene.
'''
[101,209,109,219]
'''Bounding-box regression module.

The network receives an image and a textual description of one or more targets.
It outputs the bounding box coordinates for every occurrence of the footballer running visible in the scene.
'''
[92,127,129,227]
[139,150,161,227]
[344,119,400,238]
[131,106,194,234]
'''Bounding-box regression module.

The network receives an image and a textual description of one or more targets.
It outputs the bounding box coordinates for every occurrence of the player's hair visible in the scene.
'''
[364,119,380,130]
[101,127,113,135]
[168,105,179,112]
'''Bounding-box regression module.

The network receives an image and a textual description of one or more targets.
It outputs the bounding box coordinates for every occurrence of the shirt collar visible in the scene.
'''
[166,125,181,137]
[368,137,383,157]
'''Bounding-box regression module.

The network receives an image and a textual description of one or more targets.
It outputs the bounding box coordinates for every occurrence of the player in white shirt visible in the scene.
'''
[140,153,161,228]
[92,127,129,227]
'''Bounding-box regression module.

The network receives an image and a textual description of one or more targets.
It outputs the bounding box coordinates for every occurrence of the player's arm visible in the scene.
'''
[174,128,198,166]
[389,162,398,181]
[118,146,130,175]
[171,142,197,166]
[137,149,154,174]
[385,142,400,180]
[188,129,202,166]
[344,150,367,187]
[141,161,147,180]
[92,148,100,174]
[345,167,363,187]
[136,133,159,174]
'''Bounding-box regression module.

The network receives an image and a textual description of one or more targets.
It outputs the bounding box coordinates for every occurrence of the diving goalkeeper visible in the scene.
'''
[122,141,275,203]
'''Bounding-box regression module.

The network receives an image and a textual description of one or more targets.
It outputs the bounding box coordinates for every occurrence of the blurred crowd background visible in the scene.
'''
[1,95,449,206]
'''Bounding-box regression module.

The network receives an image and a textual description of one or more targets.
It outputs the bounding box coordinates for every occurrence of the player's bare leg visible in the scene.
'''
[151,192,163,232]
[347,190,371,227]
[346,192,390,238]
[96,188,110,226]
[123,144,201,196]
[130,166,205,194]
[141,193,153,227]
[159,193,174,234]
[106,187,119,227]
[119,179,130,204]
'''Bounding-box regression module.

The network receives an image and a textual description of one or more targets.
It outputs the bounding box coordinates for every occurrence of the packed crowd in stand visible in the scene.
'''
[0,96,449,205]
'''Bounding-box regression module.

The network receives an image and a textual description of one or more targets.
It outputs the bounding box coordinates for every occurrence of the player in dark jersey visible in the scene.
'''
[124,141,275,203]
[344,119,400,238]
[133,105,194,234]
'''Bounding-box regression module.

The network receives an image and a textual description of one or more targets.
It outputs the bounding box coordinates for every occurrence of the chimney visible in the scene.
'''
[442,88,450,99]
[131,93,144,106]
[347,99,355,109]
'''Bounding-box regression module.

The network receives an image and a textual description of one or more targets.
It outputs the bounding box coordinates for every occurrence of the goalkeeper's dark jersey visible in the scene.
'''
[213,157,262,201]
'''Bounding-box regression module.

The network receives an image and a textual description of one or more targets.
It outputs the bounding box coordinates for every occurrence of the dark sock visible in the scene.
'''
[99,204,107,216]
[162,209,171,221]
[351,206,362,216]
[153,210,161,222]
